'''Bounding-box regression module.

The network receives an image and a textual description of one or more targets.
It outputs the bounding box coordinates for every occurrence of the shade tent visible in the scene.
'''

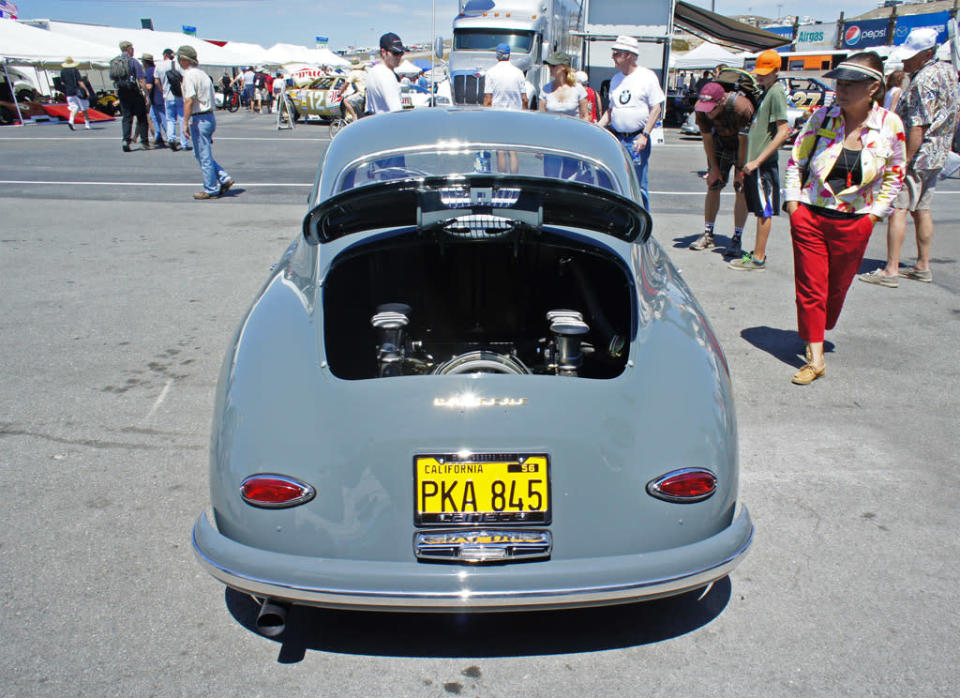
[395,59,422,77]
[675,1,790,52]
[265,43,350,68]
[35,20,252,67]
[265,43,314,64]
[312,48,349,69]
[0,18,113,65]
[671,42,744,70]
[216,41,271,66]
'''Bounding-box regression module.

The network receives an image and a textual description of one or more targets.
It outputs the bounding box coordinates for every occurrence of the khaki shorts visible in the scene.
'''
[894,168,941,211]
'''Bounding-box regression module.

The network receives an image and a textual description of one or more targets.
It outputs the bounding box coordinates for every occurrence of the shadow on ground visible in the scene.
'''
[225,577,732,662]
[741,325,834,368]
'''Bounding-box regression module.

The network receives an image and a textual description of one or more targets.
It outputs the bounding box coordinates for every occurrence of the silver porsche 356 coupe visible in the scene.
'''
[192,108,752,637]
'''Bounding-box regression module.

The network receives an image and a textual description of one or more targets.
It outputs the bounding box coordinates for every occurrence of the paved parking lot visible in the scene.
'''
[1,112,958,696]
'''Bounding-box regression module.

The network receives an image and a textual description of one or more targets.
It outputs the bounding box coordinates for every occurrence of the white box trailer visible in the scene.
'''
[449,0,585,106]
[576,0,676,109]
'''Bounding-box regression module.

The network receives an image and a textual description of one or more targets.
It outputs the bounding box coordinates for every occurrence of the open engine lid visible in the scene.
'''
[302,175,652,245]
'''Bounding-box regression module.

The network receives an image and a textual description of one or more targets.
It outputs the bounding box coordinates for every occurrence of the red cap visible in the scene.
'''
[695,82,726,113]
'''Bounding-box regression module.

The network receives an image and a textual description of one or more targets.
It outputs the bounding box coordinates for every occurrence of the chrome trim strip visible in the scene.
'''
[415,529,552,563]
[192,517,753,611]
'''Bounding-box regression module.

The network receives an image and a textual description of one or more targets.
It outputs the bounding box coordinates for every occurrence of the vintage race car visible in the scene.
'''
[287,75,348,121]
[779,76,836,110]
[192,109,752,636]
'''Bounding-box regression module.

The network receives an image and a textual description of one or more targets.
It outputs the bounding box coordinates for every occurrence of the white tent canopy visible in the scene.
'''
[394,59,422,77]
[33,20,252,67]
[265,43,350,68]
[218,41,271,66]
[0,18,113,65]
[671,41,745,70]
[312,48,350,69]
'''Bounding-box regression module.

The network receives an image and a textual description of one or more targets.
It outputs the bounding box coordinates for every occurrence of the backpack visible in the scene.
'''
[715,67,762,112]
[166,67,183,98]
[109,54,134,88]
[254,72,267,89]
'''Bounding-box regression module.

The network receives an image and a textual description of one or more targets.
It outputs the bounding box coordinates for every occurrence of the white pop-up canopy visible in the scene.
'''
[217,41,272,66]
[312,48,350,69]
[394,59,422,77]
[265,43,350,68]
[0,18,113,65]
[36,20,252,67]
[671,41,745,70]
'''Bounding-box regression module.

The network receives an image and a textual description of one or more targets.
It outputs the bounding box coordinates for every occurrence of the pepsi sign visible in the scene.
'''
[841,19,888,49]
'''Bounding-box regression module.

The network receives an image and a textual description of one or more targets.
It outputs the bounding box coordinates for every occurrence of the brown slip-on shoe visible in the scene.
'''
[193,191,219,200]
[898,267,933,283]
[792,363,826,385]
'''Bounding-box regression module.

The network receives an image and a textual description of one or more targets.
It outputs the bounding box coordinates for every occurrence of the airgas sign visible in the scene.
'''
[795,22,838,50]
[841,19,889,49]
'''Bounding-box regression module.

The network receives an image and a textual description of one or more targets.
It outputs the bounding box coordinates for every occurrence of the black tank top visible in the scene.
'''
[826,147,863,192]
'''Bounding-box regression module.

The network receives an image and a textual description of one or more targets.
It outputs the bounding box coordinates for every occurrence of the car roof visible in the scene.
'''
[316,108,637,202]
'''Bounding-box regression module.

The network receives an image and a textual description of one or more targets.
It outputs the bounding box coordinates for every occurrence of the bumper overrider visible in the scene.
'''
[192,506,752,612]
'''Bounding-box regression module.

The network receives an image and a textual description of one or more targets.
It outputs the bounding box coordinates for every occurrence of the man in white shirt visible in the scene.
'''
[179,45,234,200]
[365,32,406,114]
[483,43,528,173]
[156,48,188,151]
[484,43,527,110]
[597,35,665,210]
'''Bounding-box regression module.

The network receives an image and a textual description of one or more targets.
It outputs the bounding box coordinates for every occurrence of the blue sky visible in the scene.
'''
[16,1,886,49]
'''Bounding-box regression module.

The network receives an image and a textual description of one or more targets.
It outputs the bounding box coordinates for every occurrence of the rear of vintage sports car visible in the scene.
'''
[192,110,752,631]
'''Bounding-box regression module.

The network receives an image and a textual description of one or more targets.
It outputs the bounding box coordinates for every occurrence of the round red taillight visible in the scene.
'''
[240,475,315,508]
[647,468,717,503]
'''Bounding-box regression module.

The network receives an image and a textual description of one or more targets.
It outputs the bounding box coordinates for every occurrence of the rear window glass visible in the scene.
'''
[337,147,620,195]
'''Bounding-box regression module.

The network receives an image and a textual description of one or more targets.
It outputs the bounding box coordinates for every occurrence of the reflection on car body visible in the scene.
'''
[191,109,752,637]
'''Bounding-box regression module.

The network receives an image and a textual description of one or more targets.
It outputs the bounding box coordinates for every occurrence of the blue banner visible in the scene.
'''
[895,11,950,45]
[762,25,794,52]
[315,36,329,42]
[182,25,197,36]
[841,18,889,49]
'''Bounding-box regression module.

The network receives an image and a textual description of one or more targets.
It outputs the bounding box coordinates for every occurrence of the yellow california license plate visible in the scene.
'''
[414,453,550,525]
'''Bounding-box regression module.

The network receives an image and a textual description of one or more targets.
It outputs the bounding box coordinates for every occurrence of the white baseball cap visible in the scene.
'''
[611,35,640,55]
[890,27,938,62]
[575,70,588,84]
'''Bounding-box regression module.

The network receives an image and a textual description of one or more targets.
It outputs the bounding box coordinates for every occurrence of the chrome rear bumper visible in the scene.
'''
[192,506,752,612]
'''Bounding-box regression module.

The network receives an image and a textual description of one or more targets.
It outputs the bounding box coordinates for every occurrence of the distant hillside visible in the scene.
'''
[849,0,957,21]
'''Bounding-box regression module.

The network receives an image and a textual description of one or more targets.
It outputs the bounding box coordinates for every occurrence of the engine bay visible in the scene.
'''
[322,234,634,380]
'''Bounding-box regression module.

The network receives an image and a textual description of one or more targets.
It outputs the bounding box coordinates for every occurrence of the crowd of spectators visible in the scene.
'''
[60,28,958,385]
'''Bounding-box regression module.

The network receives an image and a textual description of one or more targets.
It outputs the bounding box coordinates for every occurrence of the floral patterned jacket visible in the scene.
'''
[783,103,906,219]
[899,59,960,172]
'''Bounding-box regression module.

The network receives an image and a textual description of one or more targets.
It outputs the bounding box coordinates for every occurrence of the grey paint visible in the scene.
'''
[194,109,751,610]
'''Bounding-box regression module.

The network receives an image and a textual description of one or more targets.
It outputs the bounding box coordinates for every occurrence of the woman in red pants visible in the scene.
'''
[783,52,906,384]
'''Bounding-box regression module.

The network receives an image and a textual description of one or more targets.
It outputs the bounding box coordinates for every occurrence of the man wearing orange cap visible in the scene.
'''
[729,49,791,271]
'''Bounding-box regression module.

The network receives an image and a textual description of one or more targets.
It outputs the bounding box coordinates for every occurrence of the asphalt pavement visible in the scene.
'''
[1,110,958,696]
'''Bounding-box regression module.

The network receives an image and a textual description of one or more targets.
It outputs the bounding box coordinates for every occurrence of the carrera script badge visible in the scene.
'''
[433,394,527,409]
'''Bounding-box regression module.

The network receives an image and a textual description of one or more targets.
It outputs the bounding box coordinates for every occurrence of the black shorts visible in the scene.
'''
[709,144,739,191]
[744,158,780,218]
